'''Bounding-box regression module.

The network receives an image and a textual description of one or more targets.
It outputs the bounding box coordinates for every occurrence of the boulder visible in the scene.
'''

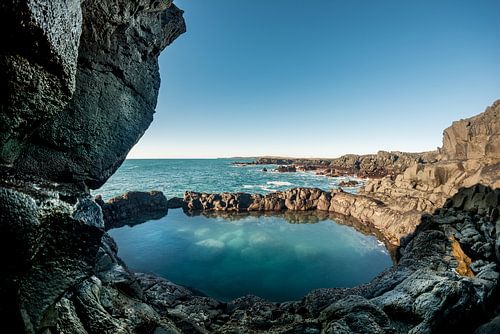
[96,191,169,230]
[276,165,297,172]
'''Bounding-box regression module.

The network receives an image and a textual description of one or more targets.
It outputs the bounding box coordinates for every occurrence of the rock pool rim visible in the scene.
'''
[110,208,395,304]
[103,196,399,260]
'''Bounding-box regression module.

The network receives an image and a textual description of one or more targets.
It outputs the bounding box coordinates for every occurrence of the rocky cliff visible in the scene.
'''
[442,100,500,161]
[363,101,500,216]
[0,1,185,332]
[1,0,185,189]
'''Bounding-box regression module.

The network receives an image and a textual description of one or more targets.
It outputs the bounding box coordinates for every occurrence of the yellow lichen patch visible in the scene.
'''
[449,236,474,277]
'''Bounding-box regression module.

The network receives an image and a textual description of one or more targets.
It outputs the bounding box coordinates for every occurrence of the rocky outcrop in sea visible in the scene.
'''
[251,151,439,178]
[96,191,169,230]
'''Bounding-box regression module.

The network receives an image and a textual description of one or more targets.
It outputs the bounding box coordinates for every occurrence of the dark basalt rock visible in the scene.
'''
[11,0,186,189]
[0,174,105,332]
[1,0,500,332]
[276,165,297,173]
[0,0,82,165]
[0,0,186,332]
[96,191,169,230]
[167,196,186,209]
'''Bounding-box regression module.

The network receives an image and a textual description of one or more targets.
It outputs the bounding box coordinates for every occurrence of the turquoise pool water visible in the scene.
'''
[109,209,392,302]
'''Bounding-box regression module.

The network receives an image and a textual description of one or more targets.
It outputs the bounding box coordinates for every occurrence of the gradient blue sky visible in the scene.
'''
[128,0,500,158]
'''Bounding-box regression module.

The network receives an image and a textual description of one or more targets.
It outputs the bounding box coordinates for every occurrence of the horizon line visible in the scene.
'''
[125,149,437,160]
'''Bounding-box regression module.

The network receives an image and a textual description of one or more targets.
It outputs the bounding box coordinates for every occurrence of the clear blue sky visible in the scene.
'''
[128,0,500,158]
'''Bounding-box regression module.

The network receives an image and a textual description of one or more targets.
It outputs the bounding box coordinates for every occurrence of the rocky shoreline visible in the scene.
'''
[93,185,500,333]
[234,150,440,179]
[92,99,500,332]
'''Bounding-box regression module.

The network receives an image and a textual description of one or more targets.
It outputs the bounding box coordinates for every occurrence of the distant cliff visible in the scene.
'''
[255,150,439,178]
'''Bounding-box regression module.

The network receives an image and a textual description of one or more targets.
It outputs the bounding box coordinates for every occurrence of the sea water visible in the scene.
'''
[96,158,360,200]
[101,159,392,301]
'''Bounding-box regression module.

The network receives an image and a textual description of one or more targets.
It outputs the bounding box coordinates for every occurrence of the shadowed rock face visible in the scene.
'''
[9,0,186,189]
[0,1,186,332]
[0,0,82,164]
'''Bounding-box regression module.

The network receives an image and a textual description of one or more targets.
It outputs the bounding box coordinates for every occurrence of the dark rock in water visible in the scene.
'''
[296,164,319,171]
[338,180,359,187]
[9,1,186,189]
[276,165,297,172]
[167,196,185,209]
[96,191,169,230]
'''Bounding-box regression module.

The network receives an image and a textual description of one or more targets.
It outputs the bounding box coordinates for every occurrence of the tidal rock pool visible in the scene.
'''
[109,209,392,302]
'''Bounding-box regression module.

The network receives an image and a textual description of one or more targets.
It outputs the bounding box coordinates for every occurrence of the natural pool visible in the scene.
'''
[109,209,392,302]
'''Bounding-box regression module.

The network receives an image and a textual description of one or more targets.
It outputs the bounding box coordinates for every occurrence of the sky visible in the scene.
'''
[128,0,500,159]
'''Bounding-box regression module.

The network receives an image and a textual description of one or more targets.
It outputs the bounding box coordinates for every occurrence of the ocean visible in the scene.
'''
[95,158,361,199]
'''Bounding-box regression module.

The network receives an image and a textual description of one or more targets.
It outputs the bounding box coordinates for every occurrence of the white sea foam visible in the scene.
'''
[266,181,293,186]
